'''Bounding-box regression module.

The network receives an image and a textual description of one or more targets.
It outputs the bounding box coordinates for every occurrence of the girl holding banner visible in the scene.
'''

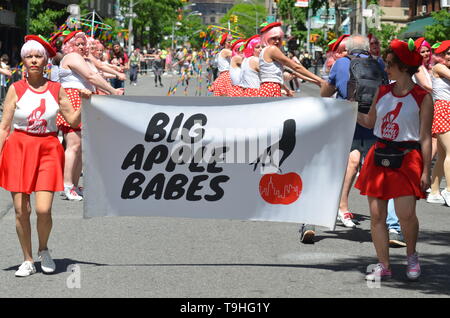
[356,39,433,282]
[0,35,88,277]
[258,22,325,97]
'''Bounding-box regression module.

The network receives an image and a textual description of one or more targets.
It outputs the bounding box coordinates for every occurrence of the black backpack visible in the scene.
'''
[346,50,388,114]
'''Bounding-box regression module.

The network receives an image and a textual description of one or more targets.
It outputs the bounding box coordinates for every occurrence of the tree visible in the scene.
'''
[220,3,267,38]
[368,23,407,53]
[424,10,450,44]
[120,0,183,48]
[28,0,67,36]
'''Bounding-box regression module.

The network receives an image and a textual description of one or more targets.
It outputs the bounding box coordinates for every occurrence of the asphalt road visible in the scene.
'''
[0,70,449,299]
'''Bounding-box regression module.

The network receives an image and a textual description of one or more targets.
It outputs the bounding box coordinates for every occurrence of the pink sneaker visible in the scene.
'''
[406,253,421,281]
[365,263,392,281]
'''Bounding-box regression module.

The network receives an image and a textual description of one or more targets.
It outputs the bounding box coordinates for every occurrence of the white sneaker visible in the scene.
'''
[15,261,36,277]
[64,186,83,201]
[337,210,356,228]
[427,193,445,204]
[38,249,56,274]
[440,189,450,206]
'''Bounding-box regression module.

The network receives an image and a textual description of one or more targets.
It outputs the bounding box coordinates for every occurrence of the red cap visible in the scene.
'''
[231,39,246,51]
[260,22,282,33]
[220,33,229,46]
[24,35,57,57]
[434,40,450,54]
[243,34,259,51]
[329,34,349,52]
[390,39,423,67]
[63,30,82,44]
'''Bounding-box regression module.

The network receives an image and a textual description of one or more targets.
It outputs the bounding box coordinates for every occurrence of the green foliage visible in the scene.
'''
[369,23,407,52]
[120,0,183,47]
[424,10,450,44]
[220,3,267,38]
[29,0,66,36]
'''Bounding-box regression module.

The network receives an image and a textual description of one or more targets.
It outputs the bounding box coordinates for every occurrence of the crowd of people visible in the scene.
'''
[207,23,450,282]
[0,20,449,283]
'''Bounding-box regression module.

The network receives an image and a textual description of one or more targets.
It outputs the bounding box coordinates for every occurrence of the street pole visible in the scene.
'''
[91,10,96,38]
[307,7,312,53]
[361,0,367,36]
[128,0,133,56]
[171,22,175,51]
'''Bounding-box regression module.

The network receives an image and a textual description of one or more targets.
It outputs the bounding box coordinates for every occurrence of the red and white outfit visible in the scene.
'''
[212,52,232,96]
[0,79,64,194]
[355,83,429,200]
[431,74,450,136]
[258,47,283,97]
[56,57,95,134]
[228,65,244,97]
[241,57,261,97]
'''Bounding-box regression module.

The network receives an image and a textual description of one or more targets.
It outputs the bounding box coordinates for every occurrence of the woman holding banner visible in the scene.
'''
[258,22,325,97]
[57,31,122,201]
[0,35,88,277]
[356,39,433,281]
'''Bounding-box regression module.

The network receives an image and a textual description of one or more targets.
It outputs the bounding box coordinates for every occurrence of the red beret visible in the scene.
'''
[220,33,230,46]
[24,35,57,58]
[260,22,282,34]
[63,30,82,44]
[231,39,245,51]
[414,37,426,49]
[434,40,450,54]
[390,39,423,67]
[329,34,349,52]
[243,34,260,51]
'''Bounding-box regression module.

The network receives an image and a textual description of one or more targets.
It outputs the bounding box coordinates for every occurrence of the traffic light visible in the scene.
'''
[310,34,320,43]
[230,15,238,23]
[234,15,238,23]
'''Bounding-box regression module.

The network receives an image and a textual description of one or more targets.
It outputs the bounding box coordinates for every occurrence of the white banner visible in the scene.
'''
[83,96,357,229]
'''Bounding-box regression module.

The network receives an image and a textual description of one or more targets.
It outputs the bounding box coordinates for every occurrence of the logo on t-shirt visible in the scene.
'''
[381,102,402,141]
[27,98,48,134]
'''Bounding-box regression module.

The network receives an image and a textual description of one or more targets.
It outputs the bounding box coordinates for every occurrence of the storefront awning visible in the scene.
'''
[401,17,435,39]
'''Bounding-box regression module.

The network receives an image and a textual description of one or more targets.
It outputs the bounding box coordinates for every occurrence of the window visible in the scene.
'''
[210,17,216,23]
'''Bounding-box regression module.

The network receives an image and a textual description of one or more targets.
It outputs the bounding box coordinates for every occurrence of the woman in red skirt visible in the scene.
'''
[0,36,88,277]
[428,41,450,205]
[228,39,246,97]
[355,39,433,281]
[57,31,122,201]
[212,33,233,96]
[258,22,325,97]
[241,35,262,97]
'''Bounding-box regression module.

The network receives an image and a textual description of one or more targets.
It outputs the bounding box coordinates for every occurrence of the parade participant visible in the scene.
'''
[128,47,141,86]
[0,35,89,277]
[429,41,450,206]
[323,34,349,79]
[356,39,433,281]
[258,22,324,97]
[368,34,385,69]
[241,35,262,97]
[86,37,126,84]
[228,39,246,97]
[57,31,122,201]
[413,37,433,92]
[211,33,233,96]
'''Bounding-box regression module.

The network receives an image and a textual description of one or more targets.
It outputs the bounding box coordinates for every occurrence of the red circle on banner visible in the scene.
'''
[259,172,302,205]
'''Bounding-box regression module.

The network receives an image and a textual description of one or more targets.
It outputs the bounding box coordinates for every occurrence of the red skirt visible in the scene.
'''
[213,71,232,96]
[0,130,64,194]
[432,100,450,136]
[258,82,282,97]
[57,88,82,132]
[228,85,245,97]
[243,87,260,97]
[354,142,425,200]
